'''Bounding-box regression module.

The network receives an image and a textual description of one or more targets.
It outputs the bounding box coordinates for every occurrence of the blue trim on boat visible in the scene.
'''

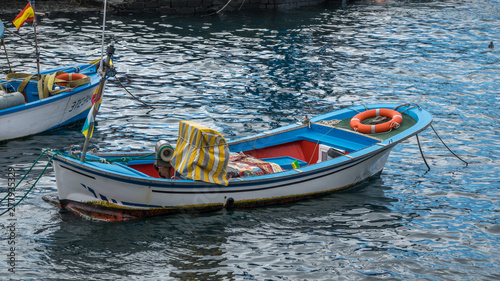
[0,20,4,39]
[81,183,98,198]
[120,201,164,208]
[0,63,99,117]
[0,84,97,117]
[54,144,393,193]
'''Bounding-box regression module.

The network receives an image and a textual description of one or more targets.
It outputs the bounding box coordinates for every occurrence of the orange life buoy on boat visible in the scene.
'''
[350,108,403,134]
[55,73,89,88]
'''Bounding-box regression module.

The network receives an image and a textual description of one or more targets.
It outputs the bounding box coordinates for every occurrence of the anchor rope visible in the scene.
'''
[0,148,157,217]
[430,124,468,167]
[0,149,58,217]
[416,134,430,171]
[114,78,156,109]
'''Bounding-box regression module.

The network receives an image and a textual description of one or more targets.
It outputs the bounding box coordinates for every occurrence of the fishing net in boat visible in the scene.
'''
[170,121,230,186]
[226,152,284,179]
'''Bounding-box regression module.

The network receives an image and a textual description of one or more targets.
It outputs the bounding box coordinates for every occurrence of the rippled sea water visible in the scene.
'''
[1,0,499,280]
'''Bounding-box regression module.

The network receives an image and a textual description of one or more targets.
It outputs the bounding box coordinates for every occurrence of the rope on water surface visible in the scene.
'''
[0,149,58,217]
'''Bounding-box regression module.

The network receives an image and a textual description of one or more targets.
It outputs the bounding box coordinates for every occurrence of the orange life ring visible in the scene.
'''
[350,108,403,134]
[55,73,89,88]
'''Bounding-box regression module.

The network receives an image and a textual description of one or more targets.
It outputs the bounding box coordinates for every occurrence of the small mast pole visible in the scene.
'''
[30,0,41,79]
[80,0,112,162]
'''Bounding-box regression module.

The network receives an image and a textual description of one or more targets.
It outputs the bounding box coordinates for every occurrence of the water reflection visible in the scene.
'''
[39,178,396,280]
[0,0,498,279]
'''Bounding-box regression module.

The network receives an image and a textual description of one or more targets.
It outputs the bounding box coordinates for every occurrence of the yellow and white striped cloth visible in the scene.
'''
[170,121,230,186]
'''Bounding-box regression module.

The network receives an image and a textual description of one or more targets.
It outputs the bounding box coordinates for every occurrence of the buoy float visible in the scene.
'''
[55,73,89,88]
[350,108,403,134]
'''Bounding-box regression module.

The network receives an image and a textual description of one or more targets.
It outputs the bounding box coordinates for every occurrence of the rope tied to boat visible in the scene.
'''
[0,149,58,217]
[5,70,90,99]
[0,147,155,217]
[416,124,469,171]
[346,104,368,114]
[67,145,156,163]
[114,77,156,109]
[430,124,468,167]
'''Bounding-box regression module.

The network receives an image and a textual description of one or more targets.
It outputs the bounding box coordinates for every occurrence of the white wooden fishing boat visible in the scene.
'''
[0,63,104,141]
[0,17,110,142]
[46,103,432,221]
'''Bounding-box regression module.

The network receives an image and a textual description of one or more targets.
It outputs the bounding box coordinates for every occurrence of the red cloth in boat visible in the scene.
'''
[226,152,284,179]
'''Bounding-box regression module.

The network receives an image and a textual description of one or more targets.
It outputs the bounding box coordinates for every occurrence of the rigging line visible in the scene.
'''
[1,38,12,73]
[99,0,108,67]
[114,78,156,109]
[5,28,35,45]
[430,124,468,167]
[31,1,41,79]
[416,134,430,171]
[0,149,51,204]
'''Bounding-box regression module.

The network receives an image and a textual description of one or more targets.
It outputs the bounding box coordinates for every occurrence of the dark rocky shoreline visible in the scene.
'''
[2,0,341,17]
[2,0,106,17]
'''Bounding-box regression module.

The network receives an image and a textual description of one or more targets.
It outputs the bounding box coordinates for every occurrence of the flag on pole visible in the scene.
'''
[91,85,103,105]
[12,3,35,31]
[81,104,95,139]
[82,88,102,138]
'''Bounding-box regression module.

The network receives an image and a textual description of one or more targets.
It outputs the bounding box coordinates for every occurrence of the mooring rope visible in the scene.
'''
[114,78,156,109]
[430,124,468,167]
[415,125,469,170]
[87,153,156,164]
[416,134,430,171]
[0,149,57,217]
[0,148,157,217]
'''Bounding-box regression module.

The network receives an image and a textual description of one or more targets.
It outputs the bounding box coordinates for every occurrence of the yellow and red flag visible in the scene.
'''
[12,3,35,31]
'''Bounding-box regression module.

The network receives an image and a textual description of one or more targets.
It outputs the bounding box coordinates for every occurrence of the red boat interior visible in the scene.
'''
[127,139,341,179]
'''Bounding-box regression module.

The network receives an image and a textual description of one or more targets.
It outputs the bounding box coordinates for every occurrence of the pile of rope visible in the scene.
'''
[2,71,90,100]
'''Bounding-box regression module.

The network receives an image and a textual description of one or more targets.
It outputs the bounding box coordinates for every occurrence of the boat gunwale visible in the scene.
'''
[0,63,100,117]
[51,145,389,189]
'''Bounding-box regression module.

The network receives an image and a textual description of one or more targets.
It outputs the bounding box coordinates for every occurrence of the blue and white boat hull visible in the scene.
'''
[47,103,432,221]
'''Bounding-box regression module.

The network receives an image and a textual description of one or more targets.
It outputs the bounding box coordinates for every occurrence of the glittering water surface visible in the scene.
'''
[1,0,499,279]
